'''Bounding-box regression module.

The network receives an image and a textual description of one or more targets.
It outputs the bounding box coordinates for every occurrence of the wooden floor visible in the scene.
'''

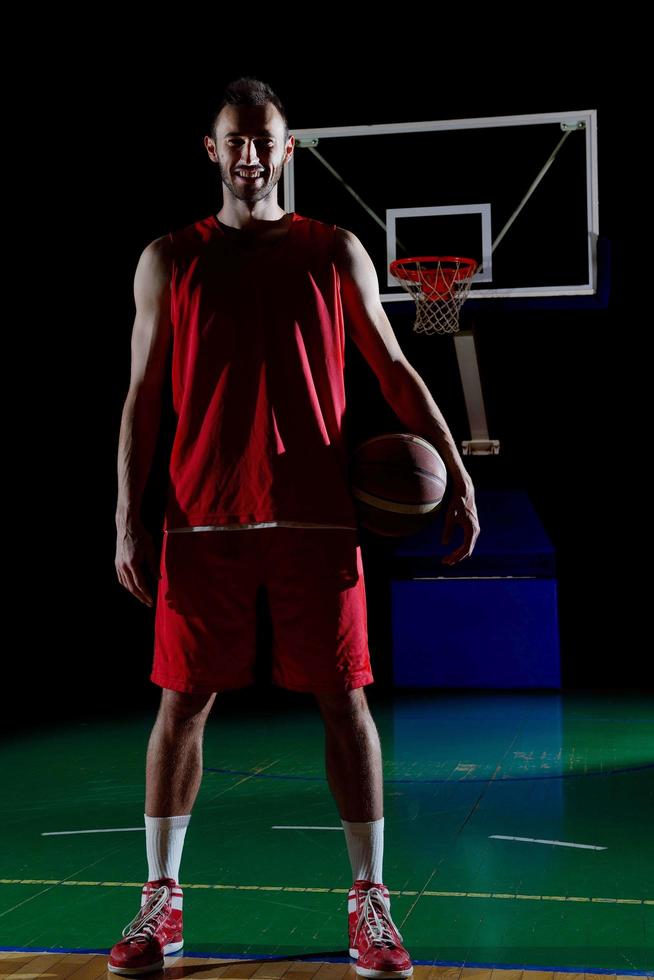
[0,953,640,980]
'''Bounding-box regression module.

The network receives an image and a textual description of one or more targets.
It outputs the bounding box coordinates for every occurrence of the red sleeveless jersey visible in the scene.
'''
[162,211,360,533]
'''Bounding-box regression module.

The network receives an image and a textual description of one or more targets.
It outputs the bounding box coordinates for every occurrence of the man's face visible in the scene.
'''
[207,103,293,204]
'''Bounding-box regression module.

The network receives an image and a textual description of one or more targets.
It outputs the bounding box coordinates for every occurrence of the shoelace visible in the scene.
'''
[121,885,171,942]
[355,886,403,947]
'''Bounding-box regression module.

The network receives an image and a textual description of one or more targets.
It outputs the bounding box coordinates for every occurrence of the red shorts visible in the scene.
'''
[151,527,374,695]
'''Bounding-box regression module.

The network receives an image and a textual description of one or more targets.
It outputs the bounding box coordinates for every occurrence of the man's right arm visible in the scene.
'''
[114,236,173,606]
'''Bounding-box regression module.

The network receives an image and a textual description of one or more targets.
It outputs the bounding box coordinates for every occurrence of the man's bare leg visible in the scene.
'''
[315,687,383,820]
[139,689,217,887]
[315,687,385,885]
[145,689,217,816]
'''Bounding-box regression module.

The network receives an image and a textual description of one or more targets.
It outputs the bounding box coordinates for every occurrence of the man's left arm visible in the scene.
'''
[334,226,480,564]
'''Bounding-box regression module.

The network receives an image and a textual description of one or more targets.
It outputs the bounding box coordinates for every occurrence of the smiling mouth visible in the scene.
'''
[235,172,265,182]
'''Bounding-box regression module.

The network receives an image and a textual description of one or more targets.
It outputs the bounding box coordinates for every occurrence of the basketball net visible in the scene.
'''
[389,256,479,335]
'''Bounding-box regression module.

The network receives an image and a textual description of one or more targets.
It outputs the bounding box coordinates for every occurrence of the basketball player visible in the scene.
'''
[112,77,480,977]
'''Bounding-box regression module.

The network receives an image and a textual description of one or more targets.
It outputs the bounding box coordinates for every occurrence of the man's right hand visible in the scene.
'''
[115,519,161,608]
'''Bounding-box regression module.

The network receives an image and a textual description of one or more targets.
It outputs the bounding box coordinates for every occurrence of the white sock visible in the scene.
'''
[341,817,384,884]
[144,813,191,885]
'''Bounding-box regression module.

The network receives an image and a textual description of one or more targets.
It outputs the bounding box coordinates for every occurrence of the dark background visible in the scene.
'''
[8,35,646,732]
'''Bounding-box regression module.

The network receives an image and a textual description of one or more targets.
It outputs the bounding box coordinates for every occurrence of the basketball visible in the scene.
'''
[348,433,448,537]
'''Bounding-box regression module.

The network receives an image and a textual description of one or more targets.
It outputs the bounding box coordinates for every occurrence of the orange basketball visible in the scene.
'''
[348,432,448,537]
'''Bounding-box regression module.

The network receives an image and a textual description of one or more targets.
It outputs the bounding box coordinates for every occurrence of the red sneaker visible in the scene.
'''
[348,879,413,978]
[107,877,184,975]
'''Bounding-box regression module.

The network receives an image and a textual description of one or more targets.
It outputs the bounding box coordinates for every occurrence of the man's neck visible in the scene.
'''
[216,211,293,244]
[216,208,289,233]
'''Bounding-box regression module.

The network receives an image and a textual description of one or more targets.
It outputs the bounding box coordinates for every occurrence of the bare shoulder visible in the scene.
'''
[334,225,377,289]
[333,224,379,298]
[333,225,372,273]
[138,233,173,275]
[134,234,173,299]
[334,224,357,244]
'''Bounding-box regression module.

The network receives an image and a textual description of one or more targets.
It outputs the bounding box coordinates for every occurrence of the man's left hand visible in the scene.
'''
[441,483,480,565]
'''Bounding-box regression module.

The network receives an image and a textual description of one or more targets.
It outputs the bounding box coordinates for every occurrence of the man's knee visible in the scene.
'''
[315,686,369,722]
[159,688,217,724]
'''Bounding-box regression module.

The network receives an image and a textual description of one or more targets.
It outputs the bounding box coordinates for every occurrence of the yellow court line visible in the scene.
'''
[0,879,651,905]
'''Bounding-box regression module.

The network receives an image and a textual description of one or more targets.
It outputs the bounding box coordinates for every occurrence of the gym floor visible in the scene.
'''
[1,689,652,976]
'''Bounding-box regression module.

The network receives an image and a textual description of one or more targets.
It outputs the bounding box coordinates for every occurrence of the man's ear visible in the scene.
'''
[203,135,218,162]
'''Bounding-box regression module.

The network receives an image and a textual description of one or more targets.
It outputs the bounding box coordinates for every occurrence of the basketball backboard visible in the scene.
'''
[282,109,604,313]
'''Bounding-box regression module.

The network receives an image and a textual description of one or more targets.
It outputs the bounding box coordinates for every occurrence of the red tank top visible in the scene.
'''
[162,211,359,533]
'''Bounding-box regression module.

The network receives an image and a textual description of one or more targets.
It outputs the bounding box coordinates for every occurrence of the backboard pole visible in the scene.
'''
[452,326,500,456]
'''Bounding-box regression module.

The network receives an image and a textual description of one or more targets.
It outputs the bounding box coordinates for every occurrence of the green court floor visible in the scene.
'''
[1,691,652,972]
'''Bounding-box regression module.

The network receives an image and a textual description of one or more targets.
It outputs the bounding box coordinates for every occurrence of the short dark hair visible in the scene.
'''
[208,76,289,143]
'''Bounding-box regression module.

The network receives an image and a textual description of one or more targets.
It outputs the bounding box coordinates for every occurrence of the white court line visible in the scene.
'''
[42,827,145,836]
[41,828,606,851]
[42,826,344,836]
[491,835,607,850]
[272,826,343,831]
